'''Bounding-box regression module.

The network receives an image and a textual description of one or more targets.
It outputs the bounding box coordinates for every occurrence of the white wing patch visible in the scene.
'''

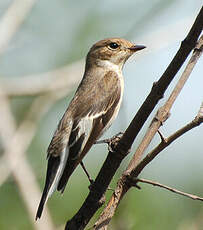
[70,113,99,154]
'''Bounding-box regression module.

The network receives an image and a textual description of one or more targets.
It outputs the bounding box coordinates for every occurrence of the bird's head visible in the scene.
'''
[86,38,146,69]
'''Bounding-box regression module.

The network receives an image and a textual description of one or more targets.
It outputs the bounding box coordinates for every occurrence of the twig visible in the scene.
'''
[65,6,203,230]
[128,34,203,172]
[93,9,203,230]
[128,34,203,174]
[133,103,203,175]
[135,178,203,202]
[93,111,203,230]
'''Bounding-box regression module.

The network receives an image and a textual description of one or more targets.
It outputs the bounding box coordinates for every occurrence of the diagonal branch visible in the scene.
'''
[94,104,203,230]
[128,33,203,172]
[133,102,203,175]
[93,11,203,230]
[65,6,203,230]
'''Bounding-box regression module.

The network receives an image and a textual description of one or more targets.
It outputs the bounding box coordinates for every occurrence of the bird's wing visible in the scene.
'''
[57,70,122,191]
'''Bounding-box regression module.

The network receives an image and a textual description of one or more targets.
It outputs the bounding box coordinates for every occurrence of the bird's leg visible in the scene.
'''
[157,130,167,143]
[95,132,123,152]
[80,162,114,191]
[95,132,123,144]
[80,161,94,185]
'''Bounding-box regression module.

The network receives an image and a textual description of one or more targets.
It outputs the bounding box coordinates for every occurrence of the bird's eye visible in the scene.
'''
[108,42,119,50]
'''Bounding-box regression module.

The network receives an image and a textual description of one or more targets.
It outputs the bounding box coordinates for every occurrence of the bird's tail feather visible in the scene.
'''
[35,186,50,220]
[36,155,61,220]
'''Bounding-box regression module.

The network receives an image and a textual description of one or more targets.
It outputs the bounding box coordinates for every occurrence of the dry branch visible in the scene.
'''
[133,102,203,175]
[136,178,203,202]
[128,34,203,172]
[65,6,203,230]
[94,24,203,230]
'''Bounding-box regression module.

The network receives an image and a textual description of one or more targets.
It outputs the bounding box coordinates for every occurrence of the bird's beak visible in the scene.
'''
[128,45,146,52]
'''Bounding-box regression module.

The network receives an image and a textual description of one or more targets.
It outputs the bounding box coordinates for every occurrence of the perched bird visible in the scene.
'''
[36,38,145,219]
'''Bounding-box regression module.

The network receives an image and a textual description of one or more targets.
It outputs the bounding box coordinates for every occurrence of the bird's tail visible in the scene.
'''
[36,155,62,220]
[35,185,50,220]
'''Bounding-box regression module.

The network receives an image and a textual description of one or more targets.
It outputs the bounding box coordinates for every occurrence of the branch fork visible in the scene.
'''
[66,8,203,229]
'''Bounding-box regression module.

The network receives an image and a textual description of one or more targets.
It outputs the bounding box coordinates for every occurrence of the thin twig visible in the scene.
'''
[134,104,203,175]
[136,178,203,201]
[89,105,203,230]
[128,34,203,172]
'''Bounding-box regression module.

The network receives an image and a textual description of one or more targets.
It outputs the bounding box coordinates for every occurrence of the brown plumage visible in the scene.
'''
[36,38,146,219]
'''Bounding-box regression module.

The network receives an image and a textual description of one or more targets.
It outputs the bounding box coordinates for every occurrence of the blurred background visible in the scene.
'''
[0,0,202,229]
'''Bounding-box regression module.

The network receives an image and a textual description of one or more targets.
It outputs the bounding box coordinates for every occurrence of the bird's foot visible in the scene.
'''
[95,132,123,152]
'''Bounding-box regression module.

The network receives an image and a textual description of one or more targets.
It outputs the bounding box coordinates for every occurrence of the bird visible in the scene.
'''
[36,38,146,220]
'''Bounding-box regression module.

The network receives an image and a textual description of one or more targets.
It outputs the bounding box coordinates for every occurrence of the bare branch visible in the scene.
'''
[136,178,203,202]
[65,6,203,230]
[128,34,203,172]
[93,10,203,230]
[134,104,203,174]
[93,111,203,230]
